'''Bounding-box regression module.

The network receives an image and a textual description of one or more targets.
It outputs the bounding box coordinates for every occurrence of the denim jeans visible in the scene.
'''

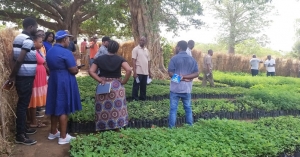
[169,92,193,128]
[15,76,34,135]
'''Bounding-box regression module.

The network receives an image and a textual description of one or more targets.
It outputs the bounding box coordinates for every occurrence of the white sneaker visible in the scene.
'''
[48,131,60,140]
[58,134,76,145]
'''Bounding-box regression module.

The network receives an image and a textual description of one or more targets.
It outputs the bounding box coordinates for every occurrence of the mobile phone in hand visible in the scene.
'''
[2,80,14,90]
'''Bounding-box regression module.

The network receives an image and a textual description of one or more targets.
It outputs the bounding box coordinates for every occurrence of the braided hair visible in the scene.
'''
[107,40,119,54]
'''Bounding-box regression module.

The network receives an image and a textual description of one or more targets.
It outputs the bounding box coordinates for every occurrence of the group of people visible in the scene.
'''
[8,17,83,145]
[7,16,217,146]
[250,54,276,76]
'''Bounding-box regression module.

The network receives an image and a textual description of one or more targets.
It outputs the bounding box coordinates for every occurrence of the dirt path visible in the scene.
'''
[11,115,70,157]
[11,70,90,157]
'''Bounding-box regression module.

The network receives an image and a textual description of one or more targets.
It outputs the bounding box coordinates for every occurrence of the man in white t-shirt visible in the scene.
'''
[249,54,262,76]
[264,55,276,76]
[186,40,194,57]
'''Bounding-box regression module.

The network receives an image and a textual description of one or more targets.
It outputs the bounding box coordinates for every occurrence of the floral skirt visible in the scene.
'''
[95,79,128,131]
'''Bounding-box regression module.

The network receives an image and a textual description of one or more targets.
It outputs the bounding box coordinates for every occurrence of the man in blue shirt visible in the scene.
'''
[168,40,199,128]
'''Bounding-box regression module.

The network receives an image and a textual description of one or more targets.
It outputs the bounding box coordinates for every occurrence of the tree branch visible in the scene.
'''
[47,1,65,19]
[78,12,97,23]
[0,10,58,30]
[29,3,59,21]
[27,0,61,18]
[70,0,91,17]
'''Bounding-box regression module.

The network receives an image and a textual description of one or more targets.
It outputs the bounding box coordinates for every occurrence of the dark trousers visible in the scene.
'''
[267,72,275,77]
[251,69,259,76]
[132,74,148,101]
[15,76,34,135]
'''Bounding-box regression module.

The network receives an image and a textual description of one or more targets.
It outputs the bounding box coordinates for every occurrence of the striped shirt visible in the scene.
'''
[13,31,37,76]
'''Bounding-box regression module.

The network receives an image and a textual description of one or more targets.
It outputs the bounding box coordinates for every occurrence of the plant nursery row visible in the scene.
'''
[77,76,244,102]
[70,116,300,157]
[68,96,300,133]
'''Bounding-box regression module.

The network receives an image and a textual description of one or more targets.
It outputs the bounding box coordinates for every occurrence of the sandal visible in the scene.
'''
[27,119,41,124]
[30,122,46,128]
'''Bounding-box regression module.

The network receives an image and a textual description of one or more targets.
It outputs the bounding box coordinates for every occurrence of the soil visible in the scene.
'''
[11,71,90,157]
[11,115,70,157]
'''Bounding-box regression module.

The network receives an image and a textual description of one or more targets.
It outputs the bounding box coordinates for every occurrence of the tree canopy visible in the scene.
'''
[0,0,203,39]
[208,0,273,54]
[0,0,204,78]
[0,0,111,37]
[80,0,132,38]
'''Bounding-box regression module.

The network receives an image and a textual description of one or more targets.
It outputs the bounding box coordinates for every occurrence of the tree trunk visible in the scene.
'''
[228,46,235,54]
[53,14,80,39]
[127,0,168,79]
[228,23,236,54]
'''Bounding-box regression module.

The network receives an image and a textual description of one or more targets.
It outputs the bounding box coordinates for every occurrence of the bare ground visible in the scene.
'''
[10,70,90,157]
[11,115,70,157]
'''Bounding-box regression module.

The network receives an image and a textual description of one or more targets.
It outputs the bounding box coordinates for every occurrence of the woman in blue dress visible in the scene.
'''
[43,31,55,52]
[45,30,82,145]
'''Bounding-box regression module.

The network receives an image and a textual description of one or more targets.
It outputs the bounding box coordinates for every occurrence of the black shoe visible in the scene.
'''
[15,134,37,145]
[36,111,44,118]
[25,128,37,135]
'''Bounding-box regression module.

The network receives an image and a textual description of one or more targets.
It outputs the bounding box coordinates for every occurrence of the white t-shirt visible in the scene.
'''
[250,58,261,70]
[186,48,192,57]
[264,59,276,72]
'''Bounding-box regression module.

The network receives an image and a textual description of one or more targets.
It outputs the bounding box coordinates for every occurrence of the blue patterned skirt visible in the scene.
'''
[95,79,128,131]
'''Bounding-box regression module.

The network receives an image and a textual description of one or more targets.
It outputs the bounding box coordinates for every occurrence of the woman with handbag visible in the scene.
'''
[89,40,132,132]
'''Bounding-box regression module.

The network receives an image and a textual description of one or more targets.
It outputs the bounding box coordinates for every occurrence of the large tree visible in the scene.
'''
[290,18,300,58]
[0,0,203,78]
[208,0,273,54]
[127,0,203,78]
[0,0,103,38]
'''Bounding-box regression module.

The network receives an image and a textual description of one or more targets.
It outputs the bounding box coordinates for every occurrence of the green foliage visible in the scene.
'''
[160,0,204,34]
[216,0,273,3]
[208,0,273,52]
[161,38,174,68]
[235,39,281,57]
[285,18,300,59]
[69,98,94,122]
[254,116,300,154]
[194,42,227,53]
[77,76,243,102]
[194,41,281,57]
[213,71,300,88]
[74,71,300,123]
[80,0,132,38]
[0,25,5,30]
[0,0,102,37]
[213,71,300,110]
[294,18,300,39]
[288,40,300,59]
[70,116,300,157]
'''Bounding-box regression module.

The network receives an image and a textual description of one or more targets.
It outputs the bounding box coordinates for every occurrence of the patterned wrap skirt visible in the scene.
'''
[95,79,128,131]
